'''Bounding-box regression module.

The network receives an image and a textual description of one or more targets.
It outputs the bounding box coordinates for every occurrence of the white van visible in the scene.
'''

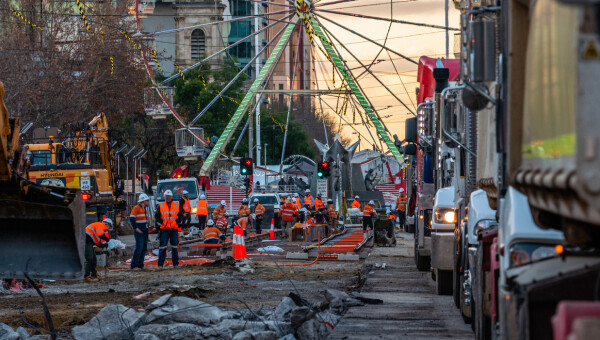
[155,177,201,227]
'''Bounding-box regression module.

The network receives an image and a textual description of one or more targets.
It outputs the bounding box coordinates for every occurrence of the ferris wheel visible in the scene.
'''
[135,0,458,176]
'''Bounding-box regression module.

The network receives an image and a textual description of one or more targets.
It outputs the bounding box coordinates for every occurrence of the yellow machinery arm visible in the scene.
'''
[0,80,86,280]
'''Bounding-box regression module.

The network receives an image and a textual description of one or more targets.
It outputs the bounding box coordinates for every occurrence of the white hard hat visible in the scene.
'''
[355,195,359,199]
[103,218,113,226]
[138,193,149,203]
[242,198,248,204]
[305,189,310,193]
[183,190,189,195]
[292,198,297,202]
[164,190,173,196]
[368,200,375,205]
[286,198,292,203]
[200,194,206,199]
[207,219,214,226]
[317,192,321,196]
[399,188,405,193]
[221,200,226,205]
[254,198,259,203]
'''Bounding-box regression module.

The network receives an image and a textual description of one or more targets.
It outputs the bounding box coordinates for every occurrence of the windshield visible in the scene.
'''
[29,150,52,166]
[250,195,278,205]
[156,180,198,201]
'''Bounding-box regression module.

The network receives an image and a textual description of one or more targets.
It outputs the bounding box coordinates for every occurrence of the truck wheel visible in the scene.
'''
[414,235,430,271]
[453,239,461,308]
[436,269,453,295]
[460,273,472,324]
[407,222,415,233]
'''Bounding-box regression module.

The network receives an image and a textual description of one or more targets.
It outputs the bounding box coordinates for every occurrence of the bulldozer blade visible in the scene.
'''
[0,195,86,280]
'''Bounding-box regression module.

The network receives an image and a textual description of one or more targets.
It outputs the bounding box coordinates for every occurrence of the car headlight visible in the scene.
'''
[434,208,456,224]
[192,207,197,213]
[509,243,559,268]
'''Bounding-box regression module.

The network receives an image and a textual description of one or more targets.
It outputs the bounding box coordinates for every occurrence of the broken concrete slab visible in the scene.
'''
[72,304,145,340]
[322,289,364,314]
[16,327,30,340]
[232,331,277,340]
[271,297,298,322]
[145,295,227,326]
[296,318,331,340]
[0,323,19,340]
[290,307,315,330]
[134,323,225,340]
[286,252,309,260]
[350,292,384,305]
[337,253,360,261]
[235,258,255,274]
[316,311,342,326]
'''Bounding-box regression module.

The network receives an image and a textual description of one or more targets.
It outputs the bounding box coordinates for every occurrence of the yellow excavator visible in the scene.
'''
[0,80,85,280]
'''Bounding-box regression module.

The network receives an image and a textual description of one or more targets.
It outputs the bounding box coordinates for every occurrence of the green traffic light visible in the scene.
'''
[317,171,323,178]
[241,169,247,174]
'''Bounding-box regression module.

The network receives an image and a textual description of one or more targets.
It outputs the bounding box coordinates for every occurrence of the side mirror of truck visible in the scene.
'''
[405,117,418,143]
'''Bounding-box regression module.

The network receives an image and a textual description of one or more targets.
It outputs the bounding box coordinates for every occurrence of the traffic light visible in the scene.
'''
[317,161,330,178]
[240,157,253,175]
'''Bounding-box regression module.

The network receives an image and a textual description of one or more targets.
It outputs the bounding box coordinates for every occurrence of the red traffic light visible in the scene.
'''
[321,162,328,168]
[245,160,252,166]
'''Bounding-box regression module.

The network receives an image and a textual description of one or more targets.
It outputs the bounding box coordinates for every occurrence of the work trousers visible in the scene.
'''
[329,219,337,235]
[158,229,179,267]
[84,243,97,277]
[198,214,207,229]
[363,216,374,231]
[397,210,406,228]
[203,238,220,255]
[131,231,149,269]
[315,209,326,224]
[282,220,294,236]
[255,215,263,234]
[180,213,191,229]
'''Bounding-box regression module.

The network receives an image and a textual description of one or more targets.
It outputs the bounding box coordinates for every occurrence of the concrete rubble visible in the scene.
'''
[0,286,382,340]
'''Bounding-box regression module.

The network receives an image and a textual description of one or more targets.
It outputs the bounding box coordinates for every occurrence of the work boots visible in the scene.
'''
[84,276,99,283]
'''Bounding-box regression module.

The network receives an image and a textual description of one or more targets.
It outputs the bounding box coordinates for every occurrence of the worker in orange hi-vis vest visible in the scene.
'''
[303,189,314,209]
[362,200,376,231]
[395,188,407,227]
[279,197,299,237]
[253,198,265,234]
[179,190,192,231]
[351,195,361,209]
[238,198,250,218]
[314,193,325,223]
[213,200,227,221]
[154,190,180,268]
[196,194,208,229]
[326,199,338,236]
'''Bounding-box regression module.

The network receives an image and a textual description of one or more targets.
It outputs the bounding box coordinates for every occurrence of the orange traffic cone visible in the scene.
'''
[239,230,247,259]
[269,218,275,240]
[232,225,239,259]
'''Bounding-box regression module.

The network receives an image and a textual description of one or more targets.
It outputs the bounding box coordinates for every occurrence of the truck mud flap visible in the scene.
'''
[0,197,85,280]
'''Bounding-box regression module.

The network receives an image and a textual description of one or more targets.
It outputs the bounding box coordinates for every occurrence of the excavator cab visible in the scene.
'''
[0,81,85,280]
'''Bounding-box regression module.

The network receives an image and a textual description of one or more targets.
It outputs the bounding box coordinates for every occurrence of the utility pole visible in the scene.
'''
[254,0,262,165]
[445,0,449,59]
[131,112,136,206]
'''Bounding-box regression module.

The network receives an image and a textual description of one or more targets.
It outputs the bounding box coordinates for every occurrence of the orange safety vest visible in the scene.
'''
[304,195,313,208]
[203,227,222,240]
[238,204,250,217]
[279,202,297,222]
[129,205,148,225]
[216,216,228,229]
[159,201,179,229]
[255,203,265,216]
[351,200,360,209]
[295,199,302,210]
[182,197,191,213]
[197,199,208,216]
[363,205,374,217]
[85,222,108,246]
[212,205,226,220]
[315,198,324,210]
[395,194,407,212]
[327,204,337,219]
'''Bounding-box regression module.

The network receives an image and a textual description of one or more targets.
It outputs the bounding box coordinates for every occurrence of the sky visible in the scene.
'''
[311,0,461,151]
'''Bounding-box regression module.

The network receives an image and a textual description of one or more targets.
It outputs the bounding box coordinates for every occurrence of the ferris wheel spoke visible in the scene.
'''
[191,20,294,124]
[318,8,459,31]
[314,13,417,65]
[160,13,293,85]
[149,9,293,36]
[249,0,295,7]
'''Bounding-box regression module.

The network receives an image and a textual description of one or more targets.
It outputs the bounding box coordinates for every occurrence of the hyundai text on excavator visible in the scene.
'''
[24,113,125,225]
[0,80,86,280]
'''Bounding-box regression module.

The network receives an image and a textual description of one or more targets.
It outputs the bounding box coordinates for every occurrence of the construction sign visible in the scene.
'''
[582,39,600,60]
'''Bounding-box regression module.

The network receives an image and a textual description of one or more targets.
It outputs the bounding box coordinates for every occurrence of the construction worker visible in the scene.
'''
[179,190,191,231]
[196,194,208,229]
[202,220,225,255]
[279,193,286,206]
[84,218,113,282]
[294,193,302,210]
[130,194,150,270]
[213,200,227,221]
[327,199,338,235]
[279,197,299,237]
[395,188,407,228]
[363,200,376,231]
[314,193,325,223]
[216,212,229,234]
[351,195,361,209]
[155,190,180,268]
[273,205,281,230]
[253,198,265,234]
[304,189,314,209]
[235,214,255,237]
[238,198,250,220]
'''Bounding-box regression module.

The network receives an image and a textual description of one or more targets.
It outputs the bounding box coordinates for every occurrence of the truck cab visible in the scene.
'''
[156,177,201,227]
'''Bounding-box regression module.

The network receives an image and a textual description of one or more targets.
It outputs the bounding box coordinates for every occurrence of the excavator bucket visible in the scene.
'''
[0,181,86,280]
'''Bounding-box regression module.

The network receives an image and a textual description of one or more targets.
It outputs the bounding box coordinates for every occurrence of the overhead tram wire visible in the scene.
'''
[386,49,417,112]
[311,44,330,146]
[190,20,293,124]
[320,0,417,10]
[317,8,460,31]
[314,13,418,65]
[355,0,393,81]
[318,20,415,115]
[160,13,294,85]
